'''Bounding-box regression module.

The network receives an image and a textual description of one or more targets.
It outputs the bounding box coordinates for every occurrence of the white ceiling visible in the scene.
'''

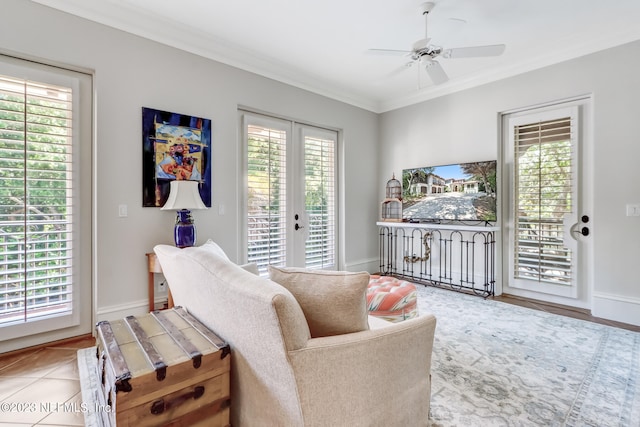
[32,0,640,113]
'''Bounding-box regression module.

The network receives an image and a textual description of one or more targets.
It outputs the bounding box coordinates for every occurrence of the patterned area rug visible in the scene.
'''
[416,285,640,426]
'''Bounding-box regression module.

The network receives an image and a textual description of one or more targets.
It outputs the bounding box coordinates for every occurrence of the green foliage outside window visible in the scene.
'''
[0,81,73,322]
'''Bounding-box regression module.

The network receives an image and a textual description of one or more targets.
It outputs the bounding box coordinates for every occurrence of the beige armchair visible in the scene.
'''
[155,242,436,427]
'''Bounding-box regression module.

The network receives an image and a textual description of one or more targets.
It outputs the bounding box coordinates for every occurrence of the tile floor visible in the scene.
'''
[0,296,638,426]
[0,336,95,426]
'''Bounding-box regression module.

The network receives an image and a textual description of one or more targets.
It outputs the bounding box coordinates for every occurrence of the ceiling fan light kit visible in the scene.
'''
[420,2,436,15]
[369,1,506,87]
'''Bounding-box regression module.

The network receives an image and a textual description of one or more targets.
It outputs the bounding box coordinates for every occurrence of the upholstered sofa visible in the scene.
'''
[154,241,437,427]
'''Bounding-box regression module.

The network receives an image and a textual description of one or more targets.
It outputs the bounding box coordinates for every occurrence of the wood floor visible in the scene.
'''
[493,293,640,332]
[0,296,638,426]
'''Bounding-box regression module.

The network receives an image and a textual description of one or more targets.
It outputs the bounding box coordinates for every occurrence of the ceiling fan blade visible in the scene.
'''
[371,61,415,86]
[366,48,411,56]
[443,44,506,59]
[424,59,449,85]
[386,61,415,78]
[412,38,430,51]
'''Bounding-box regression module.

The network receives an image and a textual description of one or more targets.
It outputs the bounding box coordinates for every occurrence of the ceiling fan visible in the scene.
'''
[369,2,506,85]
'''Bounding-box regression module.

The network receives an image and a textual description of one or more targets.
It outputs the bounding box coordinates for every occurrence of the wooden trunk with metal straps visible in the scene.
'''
[94,307,230,427]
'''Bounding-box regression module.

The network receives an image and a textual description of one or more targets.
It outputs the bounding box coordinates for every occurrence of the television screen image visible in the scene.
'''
[402,160,497,223]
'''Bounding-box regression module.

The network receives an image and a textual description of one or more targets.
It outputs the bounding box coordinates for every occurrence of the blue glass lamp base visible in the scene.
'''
[174,209,196,248]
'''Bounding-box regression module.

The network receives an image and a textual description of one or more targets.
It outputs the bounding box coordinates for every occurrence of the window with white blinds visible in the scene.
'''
[303,133,336,269]
[246,124,288,273]
[0,75,74,325]
[513,117,573,285]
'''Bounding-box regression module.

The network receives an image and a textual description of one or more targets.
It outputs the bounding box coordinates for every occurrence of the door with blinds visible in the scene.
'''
[503,100,591,301]
[242,112,338,274]
[0,56,92,350]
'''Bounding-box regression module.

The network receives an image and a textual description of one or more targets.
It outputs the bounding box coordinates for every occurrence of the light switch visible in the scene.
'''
[626,204,640,217]
[118,204,128,217]
[219,204,225,215]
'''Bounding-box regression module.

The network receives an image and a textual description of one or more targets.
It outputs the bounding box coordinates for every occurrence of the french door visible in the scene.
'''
[502,98,592,304]
[242,112,338,274]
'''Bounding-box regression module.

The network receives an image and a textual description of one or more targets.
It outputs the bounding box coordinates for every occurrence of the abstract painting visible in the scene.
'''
[142,107,212,207]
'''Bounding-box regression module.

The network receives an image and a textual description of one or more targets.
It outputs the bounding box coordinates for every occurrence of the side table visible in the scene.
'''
[146,252,174,311]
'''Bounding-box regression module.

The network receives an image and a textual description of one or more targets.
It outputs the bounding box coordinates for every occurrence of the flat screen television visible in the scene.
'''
[401,160,497,223]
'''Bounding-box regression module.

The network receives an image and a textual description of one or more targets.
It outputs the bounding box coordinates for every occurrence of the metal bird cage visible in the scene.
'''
[381,173,403,222]
[385,174,402,200]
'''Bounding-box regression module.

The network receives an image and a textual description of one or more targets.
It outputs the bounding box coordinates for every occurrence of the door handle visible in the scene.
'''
[294,213,304,230]
[572,226,589,236]
[294,213,309,241]
[570,214,590,237]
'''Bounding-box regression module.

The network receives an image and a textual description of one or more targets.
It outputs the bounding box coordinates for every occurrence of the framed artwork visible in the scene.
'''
[142,107,212,207]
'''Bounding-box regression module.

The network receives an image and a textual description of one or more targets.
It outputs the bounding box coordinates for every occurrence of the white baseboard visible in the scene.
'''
[592,292,640,327]
[344,258,379,273]
[96,299,149,323]
[502,286,591,310]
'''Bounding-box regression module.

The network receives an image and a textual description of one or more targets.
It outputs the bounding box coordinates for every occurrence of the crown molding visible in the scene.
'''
[31,0,379,112]
[31,0,640,114]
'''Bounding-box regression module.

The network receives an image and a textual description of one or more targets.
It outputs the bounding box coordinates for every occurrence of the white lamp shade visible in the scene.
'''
[161,180,207,210]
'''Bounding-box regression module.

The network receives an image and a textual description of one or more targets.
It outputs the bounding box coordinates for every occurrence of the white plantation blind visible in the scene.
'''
[0,75,74,325]
[246,123,288,273]
[514,116,574,285]
[304,133,336,269]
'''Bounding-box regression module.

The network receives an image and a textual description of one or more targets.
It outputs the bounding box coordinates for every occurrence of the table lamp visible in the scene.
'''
[161,180,207,248]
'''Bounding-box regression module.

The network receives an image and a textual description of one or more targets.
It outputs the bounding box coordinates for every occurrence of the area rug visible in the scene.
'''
[416,285,640,426]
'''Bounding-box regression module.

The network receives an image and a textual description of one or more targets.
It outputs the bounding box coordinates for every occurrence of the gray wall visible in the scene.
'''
[2,0,380,329]
[3,0,638,343]
[380,41,640,326]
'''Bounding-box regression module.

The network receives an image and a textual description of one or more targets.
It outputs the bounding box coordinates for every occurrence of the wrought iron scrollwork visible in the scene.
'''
[403,232,431,263]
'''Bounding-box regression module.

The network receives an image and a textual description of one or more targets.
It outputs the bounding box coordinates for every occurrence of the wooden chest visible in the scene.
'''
[95,308,230,427]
